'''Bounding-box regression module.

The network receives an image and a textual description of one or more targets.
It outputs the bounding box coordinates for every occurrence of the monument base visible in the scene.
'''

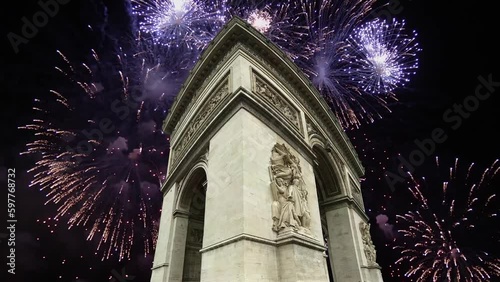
[276,231,329,282]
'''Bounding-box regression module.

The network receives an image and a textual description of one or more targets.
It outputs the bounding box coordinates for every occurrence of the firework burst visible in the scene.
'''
[294,0,400,129]
[228,0,312,61]
[19,0,425,262]
[304,34,395,129]
[298,0,376,44]
[394,157,500,281]
[246,9,272,33]
[342,18,420,94]
[132,0,422,129]
[19,31,172,261]
[131,0,227,50]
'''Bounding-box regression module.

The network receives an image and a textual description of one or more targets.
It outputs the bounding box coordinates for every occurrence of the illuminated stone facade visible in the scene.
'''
[151,17,383,282]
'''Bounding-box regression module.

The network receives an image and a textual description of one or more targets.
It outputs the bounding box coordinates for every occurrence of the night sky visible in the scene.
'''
[2,0,500,282]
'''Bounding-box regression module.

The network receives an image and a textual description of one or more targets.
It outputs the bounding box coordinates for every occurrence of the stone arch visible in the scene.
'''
[309,135,327,149]
[175,161,208,213]
[174,161,208,282]
[308,129,327,147]
[311,143,347,282]
[311,144,345,202]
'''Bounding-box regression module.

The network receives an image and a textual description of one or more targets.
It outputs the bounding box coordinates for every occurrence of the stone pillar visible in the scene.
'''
[165,211,189,281]
[276,232,330,281]
[150,185,176,282]
[324,199,383,282]
[200,109,329,281]
[200,108,279,282]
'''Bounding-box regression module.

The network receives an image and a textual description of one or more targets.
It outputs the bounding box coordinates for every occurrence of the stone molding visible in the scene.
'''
[321,196,370,222]
[361,264,382,270]
[269,143,313,235]
[252,73,303,133]
[161,89,318,193]
[151,262,169,271]
[351,184,364,207]
[275,231,326,252]
[172,209,190,219]
[171,77,229,166]
[199,233,276,253]
[199,232,326,254]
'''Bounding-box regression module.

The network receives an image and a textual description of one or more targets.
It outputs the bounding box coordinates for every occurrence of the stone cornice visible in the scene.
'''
[199,233,276,253]
[162,17,363,177]
[361,264,382,270]
[321,196,369,222]
[199,232,326,254]
[275,231,326,251]
[172,209,190,218]
[150,262,169,271]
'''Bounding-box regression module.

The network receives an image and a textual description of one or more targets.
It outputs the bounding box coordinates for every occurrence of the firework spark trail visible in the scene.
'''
[133,29,197,107]
[20,40,168,261]
[299,0,376,44]
[394,157,500,281]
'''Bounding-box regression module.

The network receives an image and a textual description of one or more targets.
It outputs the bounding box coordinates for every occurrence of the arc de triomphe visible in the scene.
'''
[150,17,383,282]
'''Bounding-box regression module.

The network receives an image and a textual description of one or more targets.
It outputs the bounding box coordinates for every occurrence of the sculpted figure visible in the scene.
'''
[360,222,377,265]
[269,143,311,234]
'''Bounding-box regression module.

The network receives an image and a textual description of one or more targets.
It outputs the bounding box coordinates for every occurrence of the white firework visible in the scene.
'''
[343,18,420,94]
[132,0,227,50]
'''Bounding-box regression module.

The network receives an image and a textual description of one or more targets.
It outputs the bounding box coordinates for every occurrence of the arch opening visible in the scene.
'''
[178,168,207,282]
[312,145,344,282]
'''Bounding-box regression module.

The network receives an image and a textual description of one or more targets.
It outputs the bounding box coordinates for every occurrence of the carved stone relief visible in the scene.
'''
[269,143,312,236]
[306,118,330,148]
[306,116,323,137]
[241,44,360,173]
[172,78,229,165]
[167,41,243,134]
[359,222,378,266]
[306,121,317,136]
[189,226,204,245]
[350,179,364,206]
[253,73,303,134]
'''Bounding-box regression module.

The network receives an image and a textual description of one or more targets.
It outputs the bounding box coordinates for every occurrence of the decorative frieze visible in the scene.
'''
[306,120,317,136]
[172,78,229,165]
[241,43,361,175]
[350,178,364,206]
[253,73,303,134]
